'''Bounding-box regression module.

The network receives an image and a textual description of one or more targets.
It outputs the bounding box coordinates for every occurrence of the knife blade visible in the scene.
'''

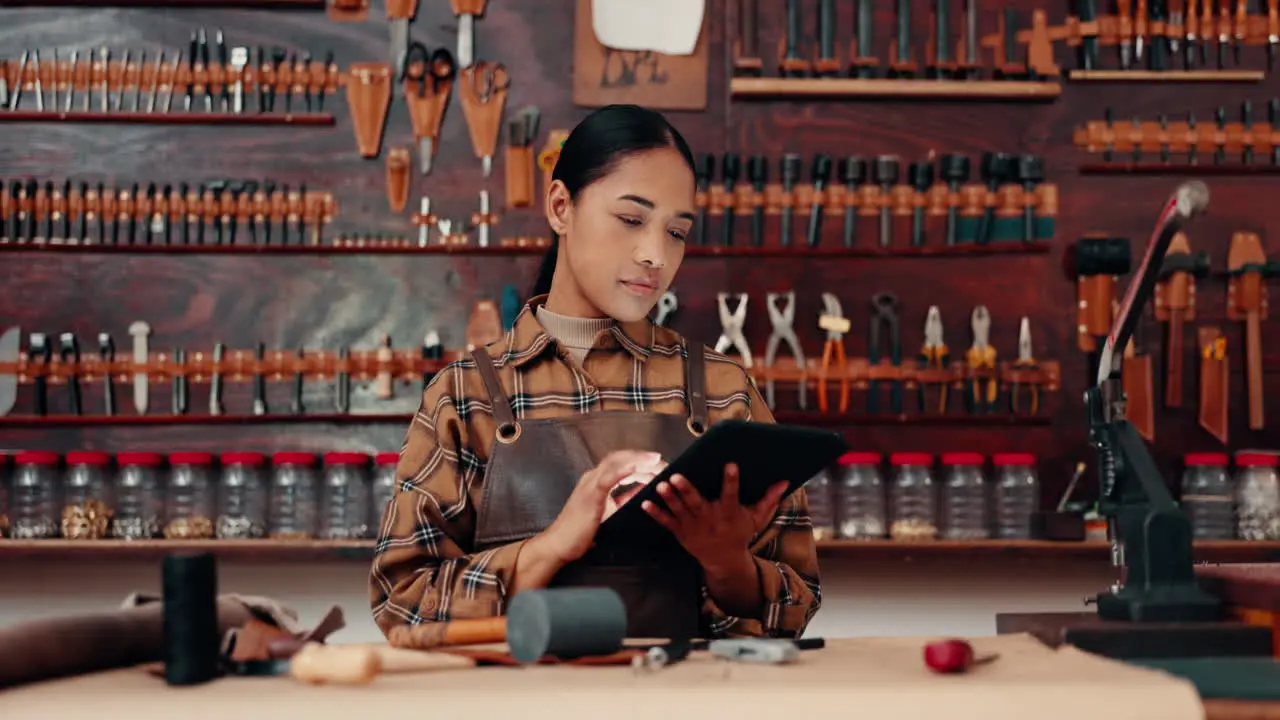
[0,326,19,416]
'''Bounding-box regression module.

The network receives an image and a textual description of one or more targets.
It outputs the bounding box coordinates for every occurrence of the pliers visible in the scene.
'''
[917,306,950,413]
[965,305,998,413]
[817,292,849,414]
[1009,316,1040,415]
[764,291,807,410]
[714,293,753,367]
[867,292,902,415]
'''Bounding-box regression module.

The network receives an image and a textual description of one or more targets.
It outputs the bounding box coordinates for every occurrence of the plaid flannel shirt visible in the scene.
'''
[370,298,821,639]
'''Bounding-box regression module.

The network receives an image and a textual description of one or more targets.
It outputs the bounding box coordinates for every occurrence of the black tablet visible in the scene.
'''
[595,420,847,544]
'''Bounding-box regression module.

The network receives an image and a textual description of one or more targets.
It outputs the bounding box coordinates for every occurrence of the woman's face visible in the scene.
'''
[549,147,695,322]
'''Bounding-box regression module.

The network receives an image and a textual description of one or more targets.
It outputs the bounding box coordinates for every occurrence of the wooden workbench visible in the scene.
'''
[0,634,1206,719]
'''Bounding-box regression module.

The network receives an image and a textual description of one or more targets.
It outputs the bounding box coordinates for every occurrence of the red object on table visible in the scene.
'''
[923,639,999,674]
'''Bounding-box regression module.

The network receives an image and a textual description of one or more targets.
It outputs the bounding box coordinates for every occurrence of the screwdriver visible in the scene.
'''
[160,184,173,244]
[98,332,115,417]
[216,30,231,111]
[1214,106,1226,163]
[747,155,768,247]
[43,180,56,241]
[840,156,865,248]
[173,348,188,415]
[1242,100,1255,164]
[907,160,933,247]
[60,334,82,416]
[186,32,199,111]
[873,155,899,248]
[201,30,213,111]
[806,154,832,248]
[721,153,740,246]
[694,154,714,246]
[938,154,969,246]
[1016,155,1044,242]
[1158,114,1170,162]
[974,152,1009,245]
[779,153,802,247]
[76,181,89,242]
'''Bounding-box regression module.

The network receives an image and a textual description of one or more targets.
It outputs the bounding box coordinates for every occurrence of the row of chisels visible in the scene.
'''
[0,179,335,246]
[1075,100,1280,167]
[1073,230,1274,446]
[690,151,1055,249]
[0,327,446,419]
[1,30,339,116]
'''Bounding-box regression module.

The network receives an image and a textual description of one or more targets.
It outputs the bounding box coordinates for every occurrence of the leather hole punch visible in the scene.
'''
[495,422,522,444]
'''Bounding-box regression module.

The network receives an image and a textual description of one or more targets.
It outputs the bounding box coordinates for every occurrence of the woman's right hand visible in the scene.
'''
[533,450,663,565]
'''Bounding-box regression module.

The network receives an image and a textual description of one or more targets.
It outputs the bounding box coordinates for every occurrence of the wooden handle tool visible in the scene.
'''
[1153,232,1205,408]
[1226,231,1268,430]
[289,643,476,685]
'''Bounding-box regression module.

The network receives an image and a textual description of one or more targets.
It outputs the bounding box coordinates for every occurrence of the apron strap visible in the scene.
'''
[470,349,518,429]
[684,342,709,433]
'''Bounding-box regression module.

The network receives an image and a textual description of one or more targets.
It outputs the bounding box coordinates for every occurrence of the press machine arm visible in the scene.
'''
[1087,180,1221,623]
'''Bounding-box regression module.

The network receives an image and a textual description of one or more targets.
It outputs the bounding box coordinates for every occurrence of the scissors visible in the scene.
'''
[469,60,510,103]
[403,42,457,98]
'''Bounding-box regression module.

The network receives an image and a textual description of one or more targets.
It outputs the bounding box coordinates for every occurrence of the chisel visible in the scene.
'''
[806,154,832,248]
[840,156,865,248]
[721,154,740,246]
[747,155,767,248]
[779,154,802,247]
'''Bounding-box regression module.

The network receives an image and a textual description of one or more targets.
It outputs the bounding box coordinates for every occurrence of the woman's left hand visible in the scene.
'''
[642,463,788,571]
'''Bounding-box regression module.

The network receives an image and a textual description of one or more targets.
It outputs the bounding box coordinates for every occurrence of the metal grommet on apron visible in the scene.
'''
[468,342,712,640]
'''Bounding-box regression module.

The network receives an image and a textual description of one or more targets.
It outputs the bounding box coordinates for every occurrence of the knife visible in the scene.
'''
[0,327,19,416]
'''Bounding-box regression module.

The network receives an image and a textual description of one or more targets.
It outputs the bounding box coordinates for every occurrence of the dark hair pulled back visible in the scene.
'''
[529,104,696,298]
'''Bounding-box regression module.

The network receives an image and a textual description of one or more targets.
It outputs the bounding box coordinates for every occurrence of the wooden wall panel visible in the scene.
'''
[1,0,1276,506]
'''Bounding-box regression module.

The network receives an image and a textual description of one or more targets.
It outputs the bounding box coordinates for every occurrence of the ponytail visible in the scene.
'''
[530,236,559,298]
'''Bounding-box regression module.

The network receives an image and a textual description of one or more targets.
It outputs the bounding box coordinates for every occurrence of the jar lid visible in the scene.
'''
[15,450,59,465]
[1184,453,1229,466]
[992,453,1036,466]
[889,452,932,466]
[170,451,214,466]
[65,451,111,466]
[374,452,400,465]
[837,451,881,466]
[272,452,317,466]
[221,451,266,466]
[1235,452,1279,468]
[325,451,370,465]
[941,452,984,466]
[116,451,163,467]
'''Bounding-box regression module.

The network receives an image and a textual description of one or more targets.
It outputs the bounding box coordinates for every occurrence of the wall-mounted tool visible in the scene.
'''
[459,60,508,177]
[907,160,932,247]
[505,106,541,207]
[938,153,969,246]
[97,332,114,416]
[172,347,188,415]
[450,0,487,69]
[839,156,865,248]
[872,155,899,248]
[778,0,811,77]
[1074,236,1132,373]
[387,0,420,77]
[814,0,839,76]
[779,154,801,247]
[849,0,878,77]
[386,148,411,212]
[867,292,902,414]
[694,154,714,246]
[974,152,1011,244]
[403,43,456,175]
[0,327,21,417]
[1198,326,1228,443]
[1226,231,1270,431]
[253,342,269,414]
[721,153,741,246]
[1122,335,1155,441]
[805,154,831,248]
[27,333,50,416]
[209,342,225,416]
[747,155,767,247]
[888,0,917,77]
[346,62,393,158]
[59,333,82,415]
[1153,232,1208,408]
[733,0,763,76]
[127,321,150,415]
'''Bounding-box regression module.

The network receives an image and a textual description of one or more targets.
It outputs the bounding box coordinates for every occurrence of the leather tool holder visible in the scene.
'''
[466,299,504,352]
[404,75,452,167]
[1198,326,1230,445]
[344,63,392,158]
[387,0,417,20]
[537,130,570,199]
[451,0,487,15]
[1074,236,1131,353]
[1153,233,1205,409]
[385,148,411,213]
[327,0,370,22]
[505,143,535,208]
[1227,231,1269,431]
[459,65,509,167]
[1122,341,1155,442]
[775,38,812,77]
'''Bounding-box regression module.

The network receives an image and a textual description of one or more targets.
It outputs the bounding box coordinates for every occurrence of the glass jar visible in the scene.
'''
[320,452,371,540]
[992,453,1039,539]
[889,452,936,541]
[370,452,399,533]
[0,452,12,537]
[113,452,163,539]
[832,451,885,539]
[217,452,268,539]
[940,452,989,540]
[804,468,836,540]
[62,451,113,539]
[269,452,318,539]
[1234,452,1280,541]
[165,452,216,539]
[11,451,59,538]
[1181,453,1235,540]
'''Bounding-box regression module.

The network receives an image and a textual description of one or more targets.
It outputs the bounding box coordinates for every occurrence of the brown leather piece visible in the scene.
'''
[1076,275,1116,352]
[450,0,487,14]
[471,348,517,428]
[386,0,417,19]
[1153,233,1196,408]
[404,69,452,159]
[458,63,509,165]
[685,342,709,430]
[1226,231,1268,431]
[1198,326,1229,445]
[388,617,507,651]
[466,300,503,352]
[385,147,410,212]
[327,0,370,22]
[1122,341,1155,442]
[505,145,534,208]
[344,63,392,158]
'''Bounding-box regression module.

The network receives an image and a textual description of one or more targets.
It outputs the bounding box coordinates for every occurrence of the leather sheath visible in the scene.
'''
[1076,275,1115,352]
[505,145,535,208]
[458,65,508,164]
[1198,326,1229,445]
[1154,239,1197,409]
[345,63,393,158]
[385,147,410,212]
[1122,343,1155,442]
[469,343,710,640]
[465,300,504,351]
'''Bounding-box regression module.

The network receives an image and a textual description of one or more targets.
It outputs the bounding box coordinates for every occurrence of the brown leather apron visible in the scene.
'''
[470,344,709,640]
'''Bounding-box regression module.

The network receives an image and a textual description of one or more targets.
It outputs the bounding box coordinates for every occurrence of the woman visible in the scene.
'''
[370,105,820,641]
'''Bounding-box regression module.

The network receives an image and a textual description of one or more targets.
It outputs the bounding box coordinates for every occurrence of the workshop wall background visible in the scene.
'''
[1,0,1275,517]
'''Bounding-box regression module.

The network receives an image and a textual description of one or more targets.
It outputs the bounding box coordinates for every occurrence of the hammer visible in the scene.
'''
[1073,236,1132,379]
[292,587,627,685]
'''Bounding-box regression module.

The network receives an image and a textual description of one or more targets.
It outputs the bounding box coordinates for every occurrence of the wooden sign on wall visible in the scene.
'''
[572,0,709,111]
